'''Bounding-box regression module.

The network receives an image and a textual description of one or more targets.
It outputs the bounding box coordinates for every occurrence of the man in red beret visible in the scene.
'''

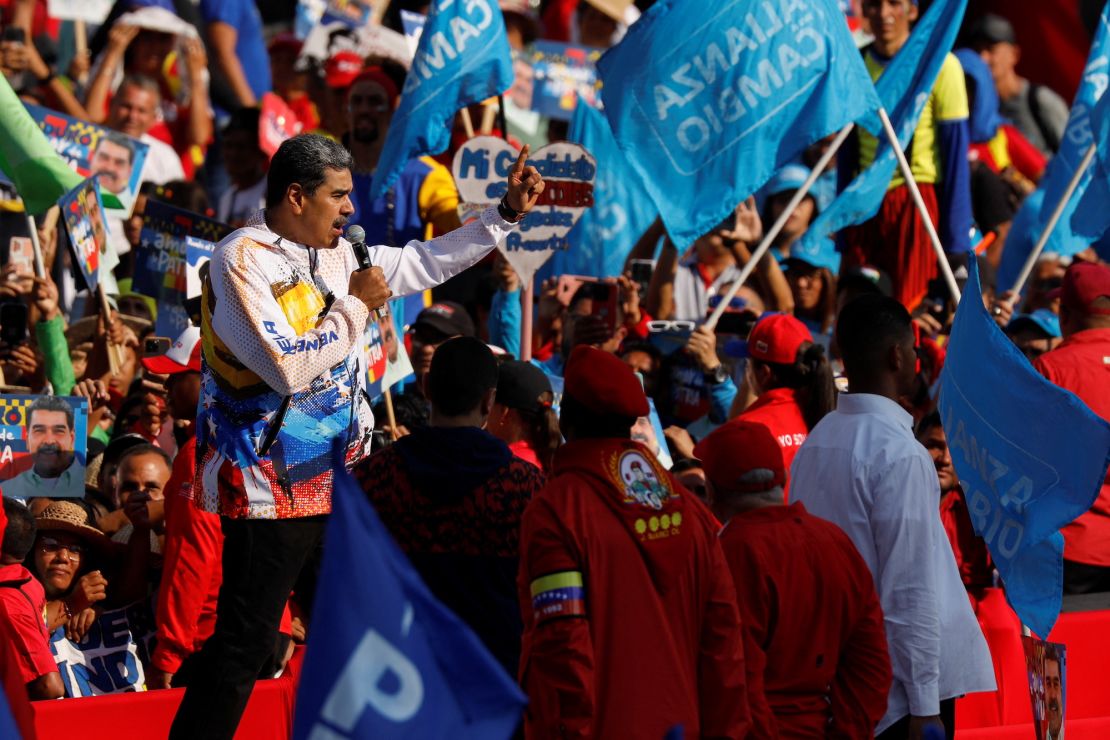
[1034,260,1110,592]
[517,345,750,740]
[696,420,892,738]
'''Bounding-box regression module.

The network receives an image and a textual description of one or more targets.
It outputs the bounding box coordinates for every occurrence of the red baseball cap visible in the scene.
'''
[741,313,813,365]
[694,420,786,493]
[325,51,365,89]
[142,326,201,375]
[564,345,649,419]
[1050,261,1110,316]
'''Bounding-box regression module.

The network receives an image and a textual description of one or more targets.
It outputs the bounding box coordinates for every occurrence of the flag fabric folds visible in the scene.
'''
[369,0,514,202]
[0,74,82,215]
[597,0,881,250]
[999,3,1110,290]
[293,444,526,740]
[939,260,1110,638]
[798,0,967,252]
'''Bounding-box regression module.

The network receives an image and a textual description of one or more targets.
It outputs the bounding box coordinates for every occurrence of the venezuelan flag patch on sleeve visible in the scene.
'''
[530,571,586,625]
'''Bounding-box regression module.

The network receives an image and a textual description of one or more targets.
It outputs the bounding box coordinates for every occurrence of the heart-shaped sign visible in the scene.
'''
[452,136,596,285]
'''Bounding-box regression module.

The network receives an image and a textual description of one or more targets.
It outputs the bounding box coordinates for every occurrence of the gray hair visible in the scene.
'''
[265,134,353,208]
[119,73,161,98]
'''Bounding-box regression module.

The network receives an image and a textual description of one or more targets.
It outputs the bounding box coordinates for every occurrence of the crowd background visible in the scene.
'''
[0,0,1106,738]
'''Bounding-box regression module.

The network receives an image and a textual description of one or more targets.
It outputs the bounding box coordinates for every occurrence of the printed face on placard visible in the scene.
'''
[452,136,596,285]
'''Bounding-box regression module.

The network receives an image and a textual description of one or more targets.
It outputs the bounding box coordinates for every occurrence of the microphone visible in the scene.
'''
[345,224,388,323]
[346,225,372,270]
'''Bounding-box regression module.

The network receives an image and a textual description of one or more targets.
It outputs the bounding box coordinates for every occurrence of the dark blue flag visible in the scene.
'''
[369,0,514,202]
[939,260,1110,637]
[293,447,526,739]
[597,0,880,250]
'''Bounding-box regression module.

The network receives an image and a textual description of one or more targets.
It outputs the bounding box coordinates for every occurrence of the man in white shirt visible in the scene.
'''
[107,75,186,186]
[790,294,995,740]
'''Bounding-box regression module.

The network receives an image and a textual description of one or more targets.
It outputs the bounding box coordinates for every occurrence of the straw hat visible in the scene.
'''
[35,501,115,554]
[64,314,151,348]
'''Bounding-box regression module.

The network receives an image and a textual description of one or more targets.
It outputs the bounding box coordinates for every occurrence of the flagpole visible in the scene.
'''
[877,107,962,304]
[705,122,853,330]
[1010,143,1097,295]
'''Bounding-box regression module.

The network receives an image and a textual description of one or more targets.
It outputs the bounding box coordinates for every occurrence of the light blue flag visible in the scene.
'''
[597,0,880,250]
[1070,59,1110,243]
[938,260,1110,638]
[999,4,1110,290]
[797,0,966,252]
[547,99,657,278]
[369,0,513,202]
[293,444,527,740]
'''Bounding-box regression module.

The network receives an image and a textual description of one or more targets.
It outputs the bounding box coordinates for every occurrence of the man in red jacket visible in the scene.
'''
[697,419,892,738]
[518,345,749,739]
[1034,261,1110,593]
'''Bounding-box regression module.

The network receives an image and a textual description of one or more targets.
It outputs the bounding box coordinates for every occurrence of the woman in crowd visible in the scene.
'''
[486,360,559,472]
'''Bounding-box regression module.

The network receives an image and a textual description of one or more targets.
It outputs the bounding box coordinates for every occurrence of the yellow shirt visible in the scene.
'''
[858,51,970,188]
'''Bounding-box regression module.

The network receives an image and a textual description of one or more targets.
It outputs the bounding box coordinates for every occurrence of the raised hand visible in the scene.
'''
[505,145,545,216]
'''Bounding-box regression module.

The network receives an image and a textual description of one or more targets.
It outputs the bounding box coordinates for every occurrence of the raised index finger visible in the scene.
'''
[512,145,531,178]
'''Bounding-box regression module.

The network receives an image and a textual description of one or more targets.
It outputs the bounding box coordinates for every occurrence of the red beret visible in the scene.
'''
[694,420,786,493]
[1051,260,1110,316]
[564,345,649,419]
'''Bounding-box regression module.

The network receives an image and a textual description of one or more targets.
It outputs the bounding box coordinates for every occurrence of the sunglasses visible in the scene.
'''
[40,536,84,561]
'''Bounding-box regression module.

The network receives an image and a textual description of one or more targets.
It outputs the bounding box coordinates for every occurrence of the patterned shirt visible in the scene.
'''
[195,207,515,519]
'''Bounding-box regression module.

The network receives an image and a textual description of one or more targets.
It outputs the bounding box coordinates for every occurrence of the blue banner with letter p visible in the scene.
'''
[293,446,526,739]
[370,0,514,202]
[597,0,880,250]
[939,261,1110,638]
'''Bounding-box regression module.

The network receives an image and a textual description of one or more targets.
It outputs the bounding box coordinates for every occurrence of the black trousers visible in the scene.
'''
[1063,559,1110,594]
[876,698,956,740]
[169,515,327,740]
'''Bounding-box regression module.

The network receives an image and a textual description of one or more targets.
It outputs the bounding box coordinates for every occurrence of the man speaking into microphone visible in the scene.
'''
[170,133,544,739]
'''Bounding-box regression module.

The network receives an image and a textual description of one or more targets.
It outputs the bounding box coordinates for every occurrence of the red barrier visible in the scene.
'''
[31,648,304,740]
[956,594,1110,738]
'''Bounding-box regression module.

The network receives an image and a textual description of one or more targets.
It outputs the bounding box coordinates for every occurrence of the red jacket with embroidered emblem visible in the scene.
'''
[518,438,750,740]
[720,502,892,739]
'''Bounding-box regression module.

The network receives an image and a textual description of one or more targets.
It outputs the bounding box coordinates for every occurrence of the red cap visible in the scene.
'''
[1051,261,1110,316]
[564,345,649,419]
[325,51,365,89]
[142,326,201,375]
[349,67,400,108]
[743,313,813,364]
[694,420,786,493]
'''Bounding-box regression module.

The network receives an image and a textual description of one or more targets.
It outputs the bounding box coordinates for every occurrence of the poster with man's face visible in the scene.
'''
[0,395,89,500]
[1022,635,1066,740]
[59,179,108,291]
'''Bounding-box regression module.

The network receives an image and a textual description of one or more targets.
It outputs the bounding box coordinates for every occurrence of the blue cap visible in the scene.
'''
[764,164,813,200]
[784,237,841,274]
[1007,309,1061,338]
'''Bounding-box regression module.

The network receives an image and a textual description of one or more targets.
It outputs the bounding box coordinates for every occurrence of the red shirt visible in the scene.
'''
[519,439,750,740]
[1034,328,1110,565]
[720,503,892,738]
[152,438,223,674]
[0,562,56,685]
[939,488,994,591]
[509,439,542,471]
[736,387,809,495]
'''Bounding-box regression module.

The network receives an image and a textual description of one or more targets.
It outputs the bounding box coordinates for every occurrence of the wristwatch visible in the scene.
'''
[705,364,729,385]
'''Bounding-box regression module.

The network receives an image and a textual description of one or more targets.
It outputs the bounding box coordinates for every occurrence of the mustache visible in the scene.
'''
[333,217,350,230]
[36,443,63,454]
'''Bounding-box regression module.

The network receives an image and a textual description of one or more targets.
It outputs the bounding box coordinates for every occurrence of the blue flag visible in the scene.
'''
[547,99,658,278]
[938,260,1110,638]
[798,0,966,251]
[293,447,526,740]
[1070,54,1110,243]
[369,1,513,202]
[597,0,880,250]
[0,685,20,740]
[999,4,1110,290]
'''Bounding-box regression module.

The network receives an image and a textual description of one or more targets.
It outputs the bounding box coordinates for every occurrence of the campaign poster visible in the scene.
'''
[260,93,304,159]
[452,137,596,284]
[0,394,89,500]
[46,0,113,23]
[50,598,156,697]
[1022,635,1067,740]
[363,307,414,400]
[133,201,229,338]
[23,104,149,213]
[59,178,108,291]
[528,41,603,121]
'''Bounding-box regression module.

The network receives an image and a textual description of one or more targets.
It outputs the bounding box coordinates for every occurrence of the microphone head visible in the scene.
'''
[345,225,365,245]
